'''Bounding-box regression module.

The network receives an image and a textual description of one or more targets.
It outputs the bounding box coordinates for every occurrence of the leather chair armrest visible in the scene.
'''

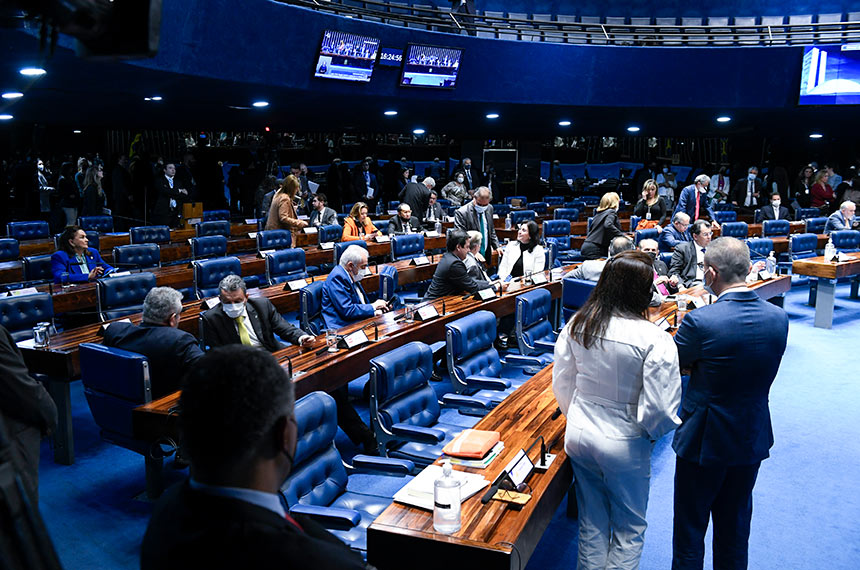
[441,393,493,410]
[390,423,445,444]
[289,504,361,530]
[464,375,512,391]
[351,455,414,475]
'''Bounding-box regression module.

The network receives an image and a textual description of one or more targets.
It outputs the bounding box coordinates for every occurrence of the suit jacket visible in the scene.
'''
[824,211,857,234]
[731,178,764,209]
[309,207,338,227]
[141,481,367,570]
[657,224,691,252]
[103,322,204,399]
[566,259,607,281]
[672,289,788,466]
[669,240,704,288]
[50,247,113,284]
[424,251,491,300]
[0,325,58,495]
[352,170,379,201]
[759,204,791,221]
[453,202,499,251]
[201,297,304,353]
[387,215,423,235]
[424,202,444,223]
[583,208,625,255]
[321,264,375,330]
[153,175,186,226]
[398,181,431,219]
[342,216,378,241]
[674,185,717,222]
[459,167,481,191]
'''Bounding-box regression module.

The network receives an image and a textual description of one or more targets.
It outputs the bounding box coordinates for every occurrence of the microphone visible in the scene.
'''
[374,322,379,341]
[481,470,508,504]
[285,354,293,379]
[442,298,446,315]
[551,407,562,421]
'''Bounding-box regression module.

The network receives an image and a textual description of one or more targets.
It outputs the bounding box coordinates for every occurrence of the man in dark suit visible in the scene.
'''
[758,192,791,221]
[425,229,503,300]
[398,176,435,221]
[153,163,189,228]
[674,174,720,231]
[731,166,763,215]
[423,190,445,226]
[658,212,692,252]
[103,287,204,399]
[387,203,423,235]
[672,237,789,570]
[669,220,713,289]
[351,160,379,213]
[454,187,498,258]
[452,157,481,191]
[201,275,314,353]
[141,346,368,570]
[0,324,57,499]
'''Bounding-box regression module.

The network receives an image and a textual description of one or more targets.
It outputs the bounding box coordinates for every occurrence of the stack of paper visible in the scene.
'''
[393,464,490,511]
[445,442,504,469]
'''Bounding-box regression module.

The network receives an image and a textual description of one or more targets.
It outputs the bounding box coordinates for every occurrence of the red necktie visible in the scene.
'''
[285,512,304,533]
[694,191,700,220]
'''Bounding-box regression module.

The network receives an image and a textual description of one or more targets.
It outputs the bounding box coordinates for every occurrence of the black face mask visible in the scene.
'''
[648,251,657,260]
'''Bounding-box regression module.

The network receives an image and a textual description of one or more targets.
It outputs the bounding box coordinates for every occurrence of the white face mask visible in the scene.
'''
[772,201,781,208]
[703,268,715,295]
[352,265,371,282]
[748,173,756,180]
[456,176,464,183]
[474,204,487,214]
[222,302,245,319]
[662,167,668,173]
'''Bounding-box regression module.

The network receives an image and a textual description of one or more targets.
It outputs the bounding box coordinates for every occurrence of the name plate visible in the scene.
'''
[248,232,258,239]
[530,273,548,285]
[285,279,308,291]
[188,217,202,225]
[690,296,707,309]
[303,227,318,234]
[203,297,221,309]
[445,216,455,223]
[474,288,496,301]
[375,235,391,243]
[415,305,439,321]
[338,329,369,350]
[257,249,275,258]
[654,316,672,331]
[835,252,850,262]
[319,242,335,250]
[108,271,132,278]
[387,210,398,215]
[757,270,773,281]
[6,287,39,297]
[297,214,309,220]
[424,230,440,238]
[410,255,430,266]
[493,214,499,219]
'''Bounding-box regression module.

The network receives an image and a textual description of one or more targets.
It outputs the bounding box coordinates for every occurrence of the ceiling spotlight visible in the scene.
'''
[716,116,731,123]
[252,100,269,108]
[384,110,398,116]
[19,67,46,77]
[2,92,23,100]
[809,133,823,139]
[150,96,163,101]
[413,128,425,135]
[486,113,500,119]
[558,120,572,127]
[0,115,13,120]
[73,130,82,134]
[627,126,641,133]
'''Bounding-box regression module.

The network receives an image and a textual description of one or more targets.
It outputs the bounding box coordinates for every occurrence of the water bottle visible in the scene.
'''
[504,215,512,230]
[825,237,836,261]
[766,251,776,274]
[435,220,442,235]
[433,460,461,534]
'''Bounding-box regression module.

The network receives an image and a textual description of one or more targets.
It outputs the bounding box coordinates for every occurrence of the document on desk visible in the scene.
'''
[393,464,489,511]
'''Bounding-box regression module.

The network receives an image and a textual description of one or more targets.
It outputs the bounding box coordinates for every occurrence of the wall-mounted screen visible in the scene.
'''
[314,30,380,83]
[799,45,860,105]
[400,44,462,89]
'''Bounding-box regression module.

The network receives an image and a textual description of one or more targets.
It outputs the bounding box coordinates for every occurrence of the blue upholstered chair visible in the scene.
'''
[334,240,367,266]
[129,226,171,245]
[634,227,661,245]
[587,216,593,233]
[831,230,860,253]
[79,215,114,233]
[436,198,452,211]
[299,281,325,335]
[544,196,565,205]
[280,391,413,553]
[0,292,54,341]
[190,236,227,261]
[629,215,641,232]
[505,195,528,205]
[543,219,581,262]
[0,238,19,261]
[510,210,536,226]
[96,273,157,321]
[762,219,790,238]
[515,288,557,363]
[318,224,344,244]
[112,244,160,270]
[266,248,308,285]
[720,222,748,240]
[342,202,356,214]
[562,277,596,323]
[530,202,549,215]
[795,207,820,221]
[746,238,774,261]
[22,254,53,283]
[553,208,579,222]
[714,211,737,224]
[754,209,763,224]
[567,200,587,211]
[377,264,422,307]
[7,221,49,241]
[193,256,241,299]
[782,232,820,282]
[256,229,292,252]
[196,220,230,238]
[202,209,231,222]
[804,217,828,235]
[580,195,601,205]
[79,343,165,498]
[493,203,511,217]
[713,203,735,212]
[391,234,425,261]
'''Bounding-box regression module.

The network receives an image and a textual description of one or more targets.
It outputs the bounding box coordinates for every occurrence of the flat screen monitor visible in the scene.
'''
[799,45,860,105]
[400,44,462,89]
[314,30,380,83]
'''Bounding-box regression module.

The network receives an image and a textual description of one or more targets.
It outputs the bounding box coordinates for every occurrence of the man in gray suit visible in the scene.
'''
[308,193,339,227]
[454,186,498,258]
[669,220,713,288]
[564,236,633,281]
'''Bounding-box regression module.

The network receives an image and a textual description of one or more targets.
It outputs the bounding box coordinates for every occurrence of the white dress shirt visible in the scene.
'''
[696,245,706,281]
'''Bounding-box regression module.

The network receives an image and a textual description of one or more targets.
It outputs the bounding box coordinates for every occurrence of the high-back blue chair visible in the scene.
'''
[568,200,587,211]
[342,202,356,214]
[530,202,549,215]
[553,208,579,222]
[266,248,307,285]
[96,273,156,321]
[505,195,528,206]
[129,225,171,245]
[79,343,165,498]
[202,210,231,222]
[510,210,536,226]
[714,211,737,224]
[515,288,557,361]
[334,240,367,266]
[746,238,774,261]
[22,254,53,283]
[543,219,580,262]
[193,256,241,299]
[634,227,661,245]
[281,391,413,553]
[580,195,601,205]
[562,277,596,323]
[544,196,565,205]
[79,215,114,233]
[387,200,399,212]
[113,243,160,270]
[7,221,49,241]
[493,203,511,217]
[0,238,19,261]
[196,220,230,238]
[190,235,228,261]
[720,222,749,240]
[713,203,735,212]
[831,230,860,253]
[0,292,54,341]
[256,229,292,252]
[795,207,820,221]
[804,217,828,234]
[391,234,425,261]
[299,281,325,335]
[788,233,819,261]
[629,215,642,232]
[318,224,343,244]
[762,219,790,238]
[377,264,422,307]
[436,198,452,211]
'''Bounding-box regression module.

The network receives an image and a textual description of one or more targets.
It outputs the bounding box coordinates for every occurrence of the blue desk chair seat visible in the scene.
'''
[531,202,549,215]
[112,244,161,270]
[299,281,325,335]
[390,234,425,262]
[0,238,19,262]
[804,217,828,235]
[510,210,537,226]
[714,211,737,224]
[266,248,308,285]
[720,222,748,240]
[634,227,661,245]
[202,210,231,222]
[553,208,579,222]
[129,226,171,245]
[7,221,49,241]
[0,292,54,341]
[762,219,790,238]
[193,256,241,299]
[79,215,114,233]
[196,220,230,238]
[257,229,292,252]
[515,288,557,364]
[505,195,528,206]
[190,236,228,261]
[795,207,820,221]
[562,277,597,323]
[22,254,53,284]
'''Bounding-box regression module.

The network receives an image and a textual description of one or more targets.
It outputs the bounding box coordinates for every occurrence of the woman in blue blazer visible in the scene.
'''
[51,225,113,284]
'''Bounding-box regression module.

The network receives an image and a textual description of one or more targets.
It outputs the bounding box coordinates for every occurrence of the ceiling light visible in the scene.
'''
[413,128,425,135]
[486,113,499,119]
[716,116,731,123]
[2,92,23,100]
[252,100,269,108]
[73,130,82,134]
[809,133,823,139]
[0,115,13,120]
[627,126,641,133]
[150,96,163,101]
[19,67,46,77]
[558,120,571,127]
[384,110,398,116]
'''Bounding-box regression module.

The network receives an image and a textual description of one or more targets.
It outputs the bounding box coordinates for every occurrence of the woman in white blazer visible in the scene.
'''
[497,220,546,280]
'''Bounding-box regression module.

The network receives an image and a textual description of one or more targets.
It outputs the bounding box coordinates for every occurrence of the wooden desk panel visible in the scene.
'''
[792,252,860,280]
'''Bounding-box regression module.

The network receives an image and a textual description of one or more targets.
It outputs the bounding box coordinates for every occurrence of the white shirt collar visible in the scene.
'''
[718,284,749,299]
[189,478,286,518]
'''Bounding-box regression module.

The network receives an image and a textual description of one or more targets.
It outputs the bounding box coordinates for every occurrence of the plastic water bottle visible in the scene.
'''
[433,460,461,534]
[505,215,512,230]
[766,251,776,274]
[435,220,442,235]
[825,237,836,261]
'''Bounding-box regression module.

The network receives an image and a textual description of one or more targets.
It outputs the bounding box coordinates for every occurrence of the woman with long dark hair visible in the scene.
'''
[553,250,681,569]
[497,220,546,280]
[50,225,113,284]
[793,165,815,209]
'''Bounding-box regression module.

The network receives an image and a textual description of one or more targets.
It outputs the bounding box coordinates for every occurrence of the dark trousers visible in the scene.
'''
[672,456,761,570]
[331,386,375,449]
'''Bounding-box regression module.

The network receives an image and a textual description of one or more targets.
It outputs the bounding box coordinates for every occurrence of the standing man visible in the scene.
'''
[674,175,720,231]
[308,193,339,228]
[352,160,379,213]
[454,186,498,259]
[153,163,189,228]
[672,237,789,570]
[399,176,435,220]
[451,0,476,35]
[731,166,763,215]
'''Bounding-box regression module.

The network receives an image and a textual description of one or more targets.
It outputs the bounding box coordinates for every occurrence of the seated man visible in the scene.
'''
[141,346,368,570]
[824,200,858,234]
[387,203,423,235]
[464,230,491,282]
[759,192,790,221]
[201,275,314,352]
[424,229,504,300]
[565,236,633,281]
[669,220,713,289]
[423,190,444,226]
[639,237,675,304]
[322,245,389,331]
[103,287,203,399]
[658,212,692,252]
[308,192,339,227]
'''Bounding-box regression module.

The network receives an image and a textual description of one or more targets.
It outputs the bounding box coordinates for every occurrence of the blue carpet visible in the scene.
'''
[35,282,860,569]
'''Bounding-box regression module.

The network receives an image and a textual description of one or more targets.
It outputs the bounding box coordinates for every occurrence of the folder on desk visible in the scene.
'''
[393,464,489,511]
[443,429,500,459]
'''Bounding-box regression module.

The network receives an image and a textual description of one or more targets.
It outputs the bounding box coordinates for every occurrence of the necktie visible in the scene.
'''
[466,170,472,187]
[284,512,304,533]
[718,177,724,190]
[478,211,487,257]
[694,191,700,220]
[168,177,174,189]
[235,315,252,346]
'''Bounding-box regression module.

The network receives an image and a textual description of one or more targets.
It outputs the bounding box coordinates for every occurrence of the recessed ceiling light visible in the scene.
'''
[486,113,500,119]
[19,67,46,77]
[150,95,163,101]
[716,116,731,123]
[2,92,23,100]
[627,126,641,133]
[0,115,13,120]
[558,120,572,127]
[413,128,425,135]
[252,100,269,108]
[73,130,82,134]
[809,133,823,139]
[384,110,398,116]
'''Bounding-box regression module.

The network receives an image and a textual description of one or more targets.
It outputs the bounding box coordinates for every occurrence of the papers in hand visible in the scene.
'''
[393,464,489,510]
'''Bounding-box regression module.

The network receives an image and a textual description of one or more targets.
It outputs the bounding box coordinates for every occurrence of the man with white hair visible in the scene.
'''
[321,245,389,331]
[454,186,498,258]
[674,174,720,231]
[398,175,436,223]
[658,212,693,253]
[565,236,634,281]
[103,286,203,398]
[824,200,857,234]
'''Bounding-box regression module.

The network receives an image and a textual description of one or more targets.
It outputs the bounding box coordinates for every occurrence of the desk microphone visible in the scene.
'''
[481,470,508,504]
[551,406,562,421]
[285,354,293,379]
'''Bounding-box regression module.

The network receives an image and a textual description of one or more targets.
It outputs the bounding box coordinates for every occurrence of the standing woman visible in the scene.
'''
[633,179,667,229]
[793,165,814,209]
[497,220,546,280]
[57,162,80,227]
[810,169,835,212]
[81,164,107,217]
[264,174,307,242]
[50,225,114,284]
[581,192,626,260]
[553,250,681,569]
[342,202,381,242]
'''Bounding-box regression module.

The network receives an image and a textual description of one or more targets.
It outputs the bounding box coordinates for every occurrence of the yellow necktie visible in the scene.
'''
[235,315,252,346]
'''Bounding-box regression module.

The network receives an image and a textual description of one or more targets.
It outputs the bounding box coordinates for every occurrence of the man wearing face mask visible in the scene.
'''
[669,220,713,289]
[452,157,481,191]
[656,165,678,207]
[201,275,314,353]
[674,175,721,232]
[671,237,788,570]
[759,192,790,221]
[141,346,368,570]
[454,186,499,259]
[103,287,203,399]
[731,166,763,215]
[321,245,389,331]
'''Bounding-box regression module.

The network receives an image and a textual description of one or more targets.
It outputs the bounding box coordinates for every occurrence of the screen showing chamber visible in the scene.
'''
[400,44,462,88]
[799,45,860,105]
[314,30,380,83]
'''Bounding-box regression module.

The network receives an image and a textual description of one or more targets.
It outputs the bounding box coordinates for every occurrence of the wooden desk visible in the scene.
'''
[792,253,860,329]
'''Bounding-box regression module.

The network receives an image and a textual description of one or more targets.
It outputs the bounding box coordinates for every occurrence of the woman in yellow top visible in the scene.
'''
[265,175,307,241]
[342,201,381,241]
